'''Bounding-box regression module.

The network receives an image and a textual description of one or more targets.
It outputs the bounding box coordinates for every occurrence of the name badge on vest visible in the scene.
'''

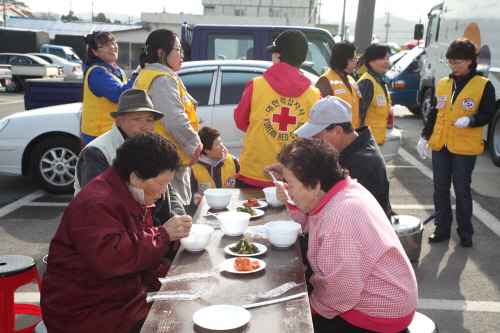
[436,102,445,109]
[437,95,447,101]
[376,95,385,100]
[377,101,386,106]
[334,89,346,94]
[182,95,189,103]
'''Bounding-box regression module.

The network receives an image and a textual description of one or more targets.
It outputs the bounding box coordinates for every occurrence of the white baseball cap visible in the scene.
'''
[293,96,352,137]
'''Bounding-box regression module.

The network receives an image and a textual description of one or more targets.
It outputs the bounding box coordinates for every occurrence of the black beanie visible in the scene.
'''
[266,30,309,63]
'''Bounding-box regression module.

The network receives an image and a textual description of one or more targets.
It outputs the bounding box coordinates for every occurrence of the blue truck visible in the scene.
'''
[181,23,335,76]
[386,47,424,115]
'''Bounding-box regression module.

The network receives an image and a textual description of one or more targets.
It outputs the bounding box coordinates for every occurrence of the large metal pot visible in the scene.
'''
[392,215,423,262]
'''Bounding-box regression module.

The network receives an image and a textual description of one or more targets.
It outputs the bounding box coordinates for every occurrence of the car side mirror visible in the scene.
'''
[414,24,424,40]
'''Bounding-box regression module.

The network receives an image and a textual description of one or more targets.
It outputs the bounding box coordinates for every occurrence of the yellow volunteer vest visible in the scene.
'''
[133,69,199,164]
[320,69,362,128]
[428,76,487,155]
[192,155,237,193]
[358,72,391,144]
[239,77,320,182]
[81,66,127,138]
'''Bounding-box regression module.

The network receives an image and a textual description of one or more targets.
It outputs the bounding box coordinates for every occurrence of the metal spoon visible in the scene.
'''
[269,172,296,205]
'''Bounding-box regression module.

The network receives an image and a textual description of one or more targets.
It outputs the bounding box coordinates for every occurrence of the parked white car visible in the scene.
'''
[0,60,401,193]
[29,53,84,79]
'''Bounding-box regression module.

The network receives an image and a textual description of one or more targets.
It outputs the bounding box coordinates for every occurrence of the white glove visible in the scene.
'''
[416,138,428,159]
[455,116,470,129]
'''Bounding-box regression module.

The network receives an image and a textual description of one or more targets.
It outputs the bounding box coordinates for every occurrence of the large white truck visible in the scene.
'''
[416,0,500,167]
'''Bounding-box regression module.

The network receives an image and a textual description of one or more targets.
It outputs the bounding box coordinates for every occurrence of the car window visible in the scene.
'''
[0,55,9,63]
[220,71,261,105]
[10,56,32,64]
[50,49,66,59]
[180,71,215,106]
[68,48,81,60]
[207,34,254,61]
[37,55,53,63]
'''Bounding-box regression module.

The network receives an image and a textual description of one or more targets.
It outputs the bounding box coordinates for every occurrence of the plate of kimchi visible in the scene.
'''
[235,197,268,209]
[219,257,266,274]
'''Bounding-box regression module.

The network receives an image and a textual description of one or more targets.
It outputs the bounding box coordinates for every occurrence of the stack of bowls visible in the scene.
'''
[217,212,251,236]
[263,187,284,206]
[180,224,214,251]
[265,221,301,247]
[204,189,232,209]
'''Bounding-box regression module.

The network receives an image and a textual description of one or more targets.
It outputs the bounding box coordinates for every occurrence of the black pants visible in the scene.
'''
[235,179,263,188]
[127,317,147,333]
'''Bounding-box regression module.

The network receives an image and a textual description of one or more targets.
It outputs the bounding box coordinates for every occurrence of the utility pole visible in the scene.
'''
[318,0,322,24]
[3,0,7,27]
[340,0,346,40]
[91,2,94,22]
[69,0,72,22]
[385,12,391,43]
[354,0,376,53]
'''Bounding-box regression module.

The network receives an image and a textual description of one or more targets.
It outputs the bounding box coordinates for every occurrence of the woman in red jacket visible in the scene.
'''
[41,132,192,333]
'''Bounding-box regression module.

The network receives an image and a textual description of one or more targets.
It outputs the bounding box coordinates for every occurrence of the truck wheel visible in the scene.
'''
[420,89,433,125]
[29,136,81,194]
[5,77,22,92]
[489,109,500,167]
[408,105,421,115]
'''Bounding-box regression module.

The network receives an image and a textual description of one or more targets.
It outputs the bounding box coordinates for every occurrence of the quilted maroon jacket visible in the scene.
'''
[41,166,171,333]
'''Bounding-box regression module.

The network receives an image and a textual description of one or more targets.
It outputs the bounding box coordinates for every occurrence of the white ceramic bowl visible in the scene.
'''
[180,224,214,251]
[265,221,301,247]
[204,189,232,209]
[217,212,251,236]
[263,187,284,206]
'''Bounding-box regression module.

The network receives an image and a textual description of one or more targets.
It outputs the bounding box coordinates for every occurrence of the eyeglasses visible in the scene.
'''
[97,41,117,49]
[173,47,184,55]
[447,60,465,66]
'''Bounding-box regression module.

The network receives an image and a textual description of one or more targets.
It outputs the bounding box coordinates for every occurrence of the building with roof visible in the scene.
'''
[1,4,28,27]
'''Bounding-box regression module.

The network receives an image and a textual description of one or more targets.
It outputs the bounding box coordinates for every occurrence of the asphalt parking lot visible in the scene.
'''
[1,95,499,331]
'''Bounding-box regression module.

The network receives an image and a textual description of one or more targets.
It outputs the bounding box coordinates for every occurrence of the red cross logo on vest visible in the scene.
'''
[272,106,297,132]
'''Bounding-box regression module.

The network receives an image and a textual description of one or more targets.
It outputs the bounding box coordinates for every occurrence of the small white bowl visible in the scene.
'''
[217,212,251,236]
[263,187,284,206]
[204,189,232,209]
[265,221,301,247]
[180,224,214,251]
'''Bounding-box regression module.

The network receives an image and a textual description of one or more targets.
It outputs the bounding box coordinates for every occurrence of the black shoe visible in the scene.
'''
[428,233,451,243]
[460,238,473,247]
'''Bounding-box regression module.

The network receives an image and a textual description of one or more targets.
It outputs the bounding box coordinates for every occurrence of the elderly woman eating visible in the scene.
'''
[275,138,417,333]
[41,132,192,333]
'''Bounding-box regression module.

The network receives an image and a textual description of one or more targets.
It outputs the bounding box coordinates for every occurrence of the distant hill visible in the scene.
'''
[75,12,141,24]
[346,14,423,47]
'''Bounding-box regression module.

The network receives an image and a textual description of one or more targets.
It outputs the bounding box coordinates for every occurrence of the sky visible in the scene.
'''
[21,0,442,23]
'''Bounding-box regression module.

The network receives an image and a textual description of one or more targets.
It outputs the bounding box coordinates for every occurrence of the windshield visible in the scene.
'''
[302,32,333,76]
[68,48,81,60]
[389,47,424,72]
